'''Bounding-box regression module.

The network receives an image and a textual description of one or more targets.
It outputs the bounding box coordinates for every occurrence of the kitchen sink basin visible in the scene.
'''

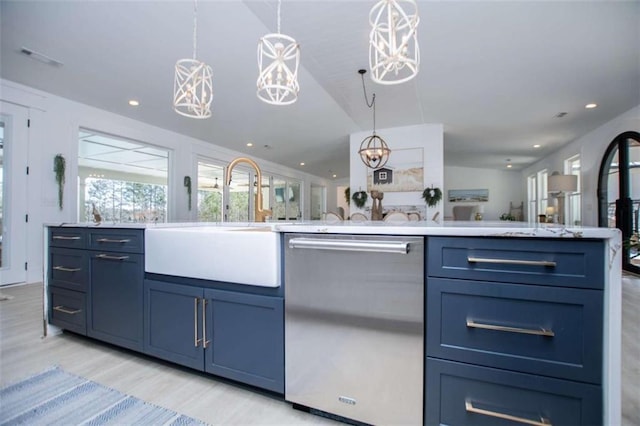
[144,225,280,287]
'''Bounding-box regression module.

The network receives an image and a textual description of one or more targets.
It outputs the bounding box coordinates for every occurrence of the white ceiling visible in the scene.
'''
[1,0,638,179]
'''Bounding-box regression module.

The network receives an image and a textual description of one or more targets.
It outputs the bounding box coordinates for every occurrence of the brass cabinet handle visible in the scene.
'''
[53,235,81,240]
[465,401,552,426]
[53,266,82,272]
[95,254,130,261]
[53,305,81,315]
[202,299,210,348]
[194,298,202,347]
[467,319,555,337]
[96,238,131,243]
[467,256,556,267]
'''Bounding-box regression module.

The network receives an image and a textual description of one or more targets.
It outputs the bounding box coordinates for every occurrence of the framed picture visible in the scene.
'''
[448,188,489,202]
[366,147,424,192]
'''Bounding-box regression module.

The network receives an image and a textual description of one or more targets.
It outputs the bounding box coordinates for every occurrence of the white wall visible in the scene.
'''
[523,105,640,227]
[349,124,444,221]
[1,79,331,284]
[444,166,524,221]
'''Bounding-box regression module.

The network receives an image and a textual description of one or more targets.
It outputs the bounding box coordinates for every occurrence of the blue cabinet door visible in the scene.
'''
[204,289,284,393]
[144,280,204,370]
[88,251,144,351]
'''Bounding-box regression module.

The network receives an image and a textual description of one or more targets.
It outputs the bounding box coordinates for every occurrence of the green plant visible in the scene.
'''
[184,176,192,211]
[351,190,368,208]
[53,154,66,210]
[421,186,442,207]
[500,213,516,221]
[344,187,350,205]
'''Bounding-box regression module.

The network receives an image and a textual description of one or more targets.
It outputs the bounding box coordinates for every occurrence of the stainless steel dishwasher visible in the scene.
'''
[284,233,424,425]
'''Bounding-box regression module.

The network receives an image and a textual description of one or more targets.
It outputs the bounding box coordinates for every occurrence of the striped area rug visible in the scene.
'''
[0,366,207,425]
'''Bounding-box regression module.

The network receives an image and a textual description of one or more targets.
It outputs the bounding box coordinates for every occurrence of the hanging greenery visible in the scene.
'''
[184,176,192,211]
[344,187,351,205]
[421,186,442,207]
[53,154,66,210]
[351,190,368,208]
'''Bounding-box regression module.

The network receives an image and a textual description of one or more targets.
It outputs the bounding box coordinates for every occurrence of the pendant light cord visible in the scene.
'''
[360,71,377,133]
[192,0,198,60]
[277,0,282,34]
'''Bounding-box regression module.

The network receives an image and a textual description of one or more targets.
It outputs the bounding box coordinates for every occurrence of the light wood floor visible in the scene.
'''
[1,280,638,425]
[0,283,333,425]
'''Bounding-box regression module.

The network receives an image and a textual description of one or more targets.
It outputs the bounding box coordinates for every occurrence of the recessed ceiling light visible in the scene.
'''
[507,164,513,168]
[332,174,337,178]
[585,103,597,109]
[300,162,305,166]
[247,142,253,147]
[128,99,139,106]
[533,144,541,148]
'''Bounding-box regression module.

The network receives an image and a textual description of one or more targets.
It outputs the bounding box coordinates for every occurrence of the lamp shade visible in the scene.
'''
[546,206,556,215]
[548,174,577,192]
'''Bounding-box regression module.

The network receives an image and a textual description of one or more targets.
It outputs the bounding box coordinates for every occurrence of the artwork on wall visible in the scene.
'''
[448,188,489,202]
[366,148,424,192]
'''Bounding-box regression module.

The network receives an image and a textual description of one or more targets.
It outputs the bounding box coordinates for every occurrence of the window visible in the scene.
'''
[78,130,169,223]
[565,155,581,226]
[528,169,550,222]
[272,177,301,221]
[197,161,223,222]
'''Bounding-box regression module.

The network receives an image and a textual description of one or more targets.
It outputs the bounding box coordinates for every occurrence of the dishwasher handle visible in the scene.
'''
[288,237,413,254]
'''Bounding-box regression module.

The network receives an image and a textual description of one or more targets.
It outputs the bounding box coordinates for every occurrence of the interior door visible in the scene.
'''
[599,131,640,274]
[0,101,28,286]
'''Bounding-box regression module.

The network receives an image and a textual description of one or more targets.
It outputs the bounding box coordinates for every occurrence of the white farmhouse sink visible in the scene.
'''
[145,226,280,287]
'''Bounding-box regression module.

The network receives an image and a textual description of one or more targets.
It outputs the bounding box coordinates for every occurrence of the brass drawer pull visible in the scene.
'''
[53,266,82,272]
[95,254,130,261]
[467,256,556,267]
[53,235,81,240]
[96,238,131,243]
[53,305,81,315]
[466,401,552,426]
[467,319,555,337]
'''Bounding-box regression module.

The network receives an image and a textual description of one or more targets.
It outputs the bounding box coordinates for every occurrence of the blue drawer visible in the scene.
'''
[49,227,86,249]
[427,278,603,384]
[49,287,86,335]
[50,248,89,292]
[426,358,602,426]
[427,237,604,289]
[89,229,143,253]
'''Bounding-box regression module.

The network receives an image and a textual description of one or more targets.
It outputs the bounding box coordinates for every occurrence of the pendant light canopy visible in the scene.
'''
[358,69,391,169]
[369,0,420,85]
[173,0,213,119]
[257,0,300,105]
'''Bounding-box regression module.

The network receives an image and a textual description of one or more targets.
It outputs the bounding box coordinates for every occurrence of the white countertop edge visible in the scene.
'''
[45,221,622,240]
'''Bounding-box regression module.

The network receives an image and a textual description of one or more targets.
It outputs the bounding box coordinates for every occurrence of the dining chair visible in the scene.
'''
[349,212,368,222]
[383,211,410,223]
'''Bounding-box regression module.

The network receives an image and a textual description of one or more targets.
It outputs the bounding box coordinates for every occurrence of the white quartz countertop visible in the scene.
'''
[46,220,621,240]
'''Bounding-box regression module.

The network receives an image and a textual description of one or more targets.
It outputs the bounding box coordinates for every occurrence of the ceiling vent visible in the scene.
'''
[20,47,63,67]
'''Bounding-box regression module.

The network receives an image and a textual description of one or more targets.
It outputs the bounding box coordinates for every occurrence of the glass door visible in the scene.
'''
[599,131,640,274]
[1,101,29,286]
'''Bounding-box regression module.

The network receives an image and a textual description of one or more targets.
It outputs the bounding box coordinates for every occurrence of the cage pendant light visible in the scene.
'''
[257,0,300,105]
[173,0,213,119]
[358,70,391,169]
[369,0,420,85]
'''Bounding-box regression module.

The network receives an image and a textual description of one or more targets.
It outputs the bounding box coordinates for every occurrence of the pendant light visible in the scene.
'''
[369,0,420,85]
[257,0,300,105]
[173,0,213,119]
[358,69,391,169]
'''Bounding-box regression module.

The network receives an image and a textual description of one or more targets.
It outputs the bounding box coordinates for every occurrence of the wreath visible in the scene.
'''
[351,190,368,208]
[421,186,442,207]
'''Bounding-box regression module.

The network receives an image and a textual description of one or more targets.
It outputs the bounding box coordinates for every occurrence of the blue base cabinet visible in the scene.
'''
[86,229,145,352]
[144,279,284,393]
[426,237,605,426]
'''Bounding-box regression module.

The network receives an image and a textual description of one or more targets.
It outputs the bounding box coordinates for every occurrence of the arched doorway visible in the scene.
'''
[598,131,640,274]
